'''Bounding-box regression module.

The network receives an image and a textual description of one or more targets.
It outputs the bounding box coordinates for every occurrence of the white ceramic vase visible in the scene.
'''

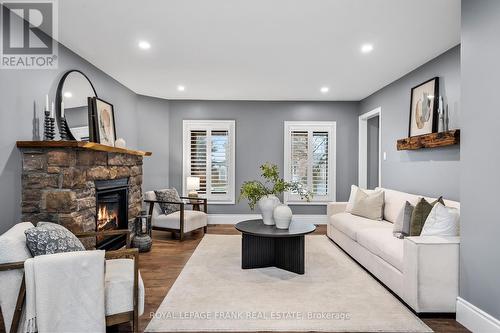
[258,195,280,225]
[273,204,293,229]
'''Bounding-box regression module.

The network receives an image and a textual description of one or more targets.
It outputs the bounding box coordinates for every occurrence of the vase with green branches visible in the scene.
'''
[239,163,312,225]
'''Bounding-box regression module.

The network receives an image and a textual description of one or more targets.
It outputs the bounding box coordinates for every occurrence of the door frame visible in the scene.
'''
[358,107,381,189]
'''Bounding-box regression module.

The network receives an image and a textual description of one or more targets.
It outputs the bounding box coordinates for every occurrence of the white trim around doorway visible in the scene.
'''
[358,107,381,189]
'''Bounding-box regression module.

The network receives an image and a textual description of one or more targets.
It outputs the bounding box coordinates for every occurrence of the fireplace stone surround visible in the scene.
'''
[17,141,150,248]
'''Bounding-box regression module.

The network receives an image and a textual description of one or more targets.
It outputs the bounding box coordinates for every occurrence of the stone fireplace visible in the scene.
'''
[17,141,151,249]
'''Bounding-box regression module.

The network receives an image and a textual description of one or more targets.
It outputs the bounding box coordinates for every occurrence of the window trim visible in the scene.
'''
[283,121,336,205]
[182,120,236,204]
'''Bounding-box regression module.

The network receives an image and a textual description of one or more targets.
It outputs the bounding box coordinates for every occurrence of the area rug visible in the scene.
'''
[145,235,432,332]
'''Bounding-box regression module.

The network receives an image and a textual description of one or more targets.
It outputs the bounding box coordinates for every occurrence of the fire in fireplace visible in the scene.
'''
[95,178,129,250]
[97,195,120,232]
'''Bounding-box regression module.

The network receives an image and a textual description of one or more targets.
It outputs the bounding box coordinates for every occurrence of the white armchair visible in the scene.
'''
[0,223,144,333]
[144,190,208,241]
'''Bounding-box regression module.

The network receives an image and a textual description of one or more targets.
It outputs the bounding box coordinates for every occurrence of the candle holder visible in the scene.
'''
[43,110,55,141]
[59,116,70,140]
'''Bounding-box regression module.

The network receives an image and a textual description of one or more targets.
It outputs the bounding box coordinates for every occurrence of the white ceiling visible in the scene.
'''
[58,0,460,101]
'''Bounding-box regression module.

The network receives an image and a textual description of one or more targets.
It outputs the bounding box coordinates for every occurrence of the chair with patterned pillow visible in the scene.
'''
[0,222,144,333]
[144,188,208,241]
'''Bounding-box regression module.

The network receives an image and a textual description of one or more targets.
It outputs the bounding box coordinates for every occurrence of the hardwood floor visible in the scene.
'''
[129,224,469,333]
[0,225,469,333]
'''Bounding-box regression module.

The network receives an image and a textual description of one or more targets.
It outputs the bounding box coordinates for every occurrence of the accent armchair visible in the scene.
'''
[144,190,208,241]
[0,223,143,333]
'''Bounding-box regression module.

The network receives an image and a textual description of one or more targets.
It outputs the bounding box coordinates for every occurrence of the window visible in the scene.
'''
[183,120,235,204]
[284,121,336,204]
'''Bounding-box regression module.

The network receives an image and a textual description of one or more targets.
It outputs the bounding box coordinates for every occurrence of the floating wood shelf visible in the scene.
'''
[397,130,460,151]
[16,141,152,156]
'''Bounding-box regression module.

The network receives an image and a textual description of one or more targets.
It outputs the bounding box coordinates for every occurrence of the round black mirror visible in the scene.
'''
[55,70,97,141]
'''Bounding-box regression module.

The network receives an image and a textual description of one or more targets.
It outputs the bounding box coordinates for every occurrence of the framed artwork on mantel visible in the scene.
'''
[408,77,439,137]
[92,97,117,146]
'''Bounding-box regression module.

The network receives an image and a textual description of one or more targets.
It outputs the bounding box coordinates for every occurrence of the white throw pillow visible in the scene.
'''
[420,203,460,236]
[350,188,385,221]
[346,185,381,213]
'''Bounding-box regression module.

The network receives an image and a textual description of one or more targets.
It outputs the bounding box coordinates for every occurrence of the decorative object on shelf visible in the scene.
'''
[55,70,98,142]
[114,137,126,148]
[239,163,312,225]
[409,77,439,137]
[444,104,449,132]
[92,97,116,147]
[43,100,55,141]
[132,212,152,252]
[397,129,460,151]
[437,96,445,133]
[186,176,201,203]
[273,204,293,229]
[59,101,71,140]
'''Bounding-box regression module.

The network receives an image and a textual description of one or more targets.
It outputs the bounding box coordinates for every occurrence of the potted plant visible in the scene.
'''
[239,163,312,227]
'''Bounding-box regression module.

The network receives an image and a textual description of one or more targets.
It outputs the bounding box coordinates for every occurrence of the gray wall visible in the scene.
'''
[359,45,461,200]
[136,95,170,193]
[168,101,359,215]
[460,0,500,320]
[0,42,141,233]
[367,116,379,189]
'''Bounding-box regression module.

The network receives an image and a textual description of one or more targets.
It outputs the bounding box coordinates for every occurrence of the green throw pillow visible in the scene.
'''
[409,197,444,236]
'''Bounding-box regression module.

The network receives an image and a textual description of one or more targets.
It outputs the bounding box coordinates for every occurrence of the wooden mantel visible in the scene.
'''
[396,129,460,151]
[16,140,152,156]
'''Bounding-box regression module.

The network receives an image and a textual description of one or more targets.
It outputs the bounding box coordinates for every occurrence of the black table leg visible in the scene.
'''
[241,234,275,269]
[241,234,305,274]
[275,235,305,274]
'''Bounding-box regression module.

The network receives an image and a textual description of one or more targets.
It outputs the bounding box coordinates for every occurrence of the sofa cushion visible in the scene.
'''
[376,188,422,223]
[154,210,207,232]
[350,189,384,220]
[105,259,145,316]
[24,222,85,256]
[329,212,392,241]
[154,189,182,215]
[393,201,414,238]
[376,187,460,223]
[410,197,444,236]
[346,185,381,213]
[421,203,460,237]
[357,227,404,272]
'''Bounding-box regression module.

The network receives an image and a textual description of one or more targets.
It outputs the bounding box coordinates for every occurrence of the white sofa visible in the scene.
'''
[326,187,460,313]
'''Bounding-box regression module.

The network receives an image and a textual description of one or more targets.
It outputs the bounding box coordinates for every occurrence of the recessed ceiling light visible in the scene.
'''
[63,92,72,98]
[138,41,151,50]
[177,85,185,92]
[361,43,374,54]
[320,86,329,94]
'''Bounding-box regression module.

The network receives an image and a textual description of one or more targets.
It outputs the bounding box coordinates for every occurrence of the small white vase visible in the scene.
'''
[273,204,293,229]
[258,195,280,225]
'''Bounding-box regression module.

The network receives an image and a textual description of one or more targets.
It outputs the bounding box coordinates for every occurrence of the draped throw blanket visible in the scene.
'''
[24,250,106,333]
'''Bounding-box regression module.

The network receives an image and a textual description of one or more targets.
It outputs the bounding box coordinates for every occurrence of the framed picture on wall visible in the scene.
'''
[92,97,117,146]
[408,77,439,137]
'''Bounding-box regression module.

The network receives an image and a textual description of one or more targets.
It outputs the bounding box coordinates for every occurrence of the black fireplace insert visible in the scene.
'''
[95,178,129,250]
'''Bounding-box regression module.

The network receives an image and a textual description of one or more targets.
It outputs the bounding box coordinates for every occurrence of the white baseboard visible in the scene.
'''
[457,297,500,333]
[208,214,327,225]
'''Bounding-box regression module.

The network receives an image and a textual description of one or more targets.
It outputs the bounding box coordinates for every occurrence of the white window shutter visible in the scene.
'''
[284,122,336,204]
[183,121,235,204]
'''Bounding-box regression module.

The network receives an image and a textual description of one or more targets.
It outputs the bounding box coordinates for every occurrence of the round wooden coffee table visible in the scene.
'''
[235,219,316,275]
